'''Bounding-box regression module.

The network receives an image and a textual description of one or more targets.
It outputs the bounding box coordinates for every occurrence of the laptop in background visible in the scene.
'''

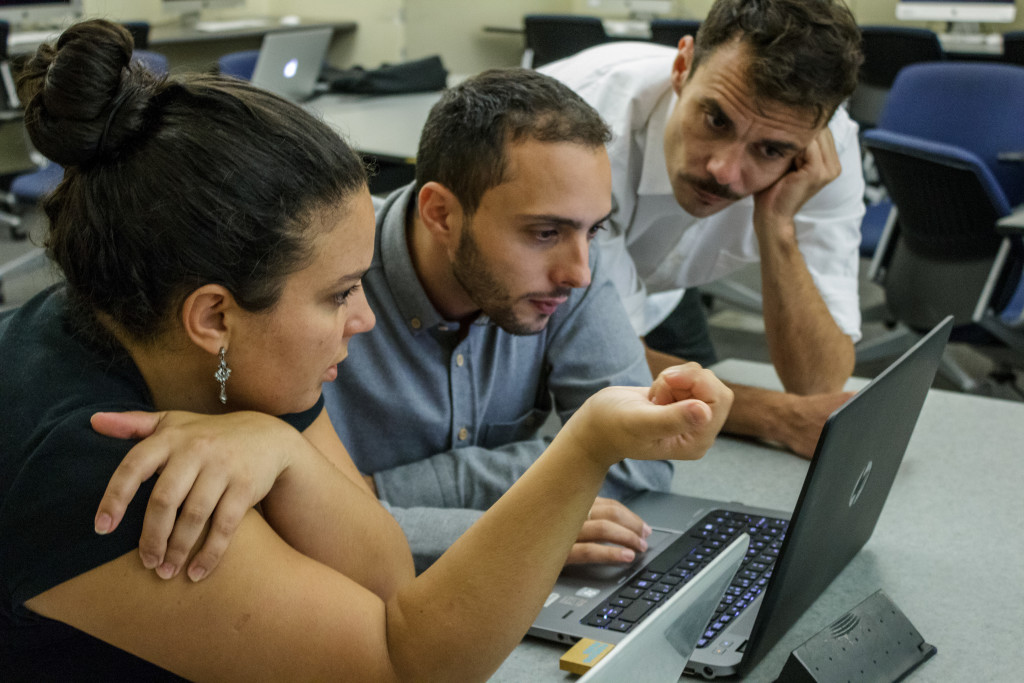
[578,534,748,682]
[531,316,953,678]
[250,27,333,102]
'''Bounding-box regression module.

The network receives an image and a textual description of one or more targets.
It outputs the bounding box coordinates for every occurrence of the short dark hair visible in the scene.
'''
[414,68,611,215]
[693,0,863,126]
[17,19,367,342]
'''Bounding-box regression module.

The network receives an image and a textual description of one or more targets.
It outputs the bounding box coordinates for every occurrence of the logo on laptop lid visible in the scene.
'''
[283,58,299,79]
[849,460,873,507]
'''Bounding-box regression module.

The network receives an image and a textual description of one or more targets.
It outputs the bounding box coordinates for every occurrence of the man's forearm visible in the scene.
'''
[758,230,855,394]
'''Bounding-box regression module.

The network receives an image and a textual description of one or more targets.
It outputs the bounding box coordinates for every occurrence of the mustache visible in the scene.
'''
[525,287,573,300]
[686,174,743,201]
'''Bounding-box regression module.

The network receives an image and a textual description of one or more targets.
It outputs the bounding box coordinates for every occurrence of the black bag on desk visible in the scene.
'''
[322,56,448,94]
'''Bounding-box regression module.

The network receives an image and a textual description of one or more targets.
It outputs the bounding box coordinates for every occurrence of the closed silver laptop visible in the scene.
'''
[250,27,332,102]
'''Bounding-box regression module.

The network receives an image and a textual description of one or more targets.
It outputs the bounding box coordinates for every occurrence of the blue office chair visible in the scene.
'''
[857,62,1024,395]
[218,49,260,80]
[648,18,700,47]
[522,14,608,69]
[133,49,169,76]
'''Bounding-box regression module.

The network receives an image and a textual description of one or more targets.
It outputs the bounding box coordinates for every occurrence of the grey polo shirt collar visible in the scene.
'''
[378,184,492,336]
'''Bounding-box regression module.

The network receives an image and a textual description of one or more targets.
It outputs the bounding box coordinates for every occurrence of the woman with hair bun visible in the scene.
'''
[0,19,732,680]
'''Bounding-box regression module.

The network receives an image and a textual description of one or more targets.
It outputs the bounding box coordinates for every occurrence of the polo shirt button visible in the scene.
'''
[456,354,465,367]
[458,427,468,441]
[410,318,422,330]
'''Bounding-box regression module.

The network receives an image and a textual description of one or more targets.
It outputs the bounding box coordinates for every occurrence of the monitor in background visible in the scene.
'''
[896,0,1017,25]
[585,0,675,20]
[0,0,81,30]
[162,0,245,26]
[203,0,245,9]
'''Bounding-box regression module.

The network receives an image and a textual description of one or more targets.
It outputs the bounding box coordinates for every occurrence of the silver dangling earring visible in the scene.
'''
[215,347,231,404]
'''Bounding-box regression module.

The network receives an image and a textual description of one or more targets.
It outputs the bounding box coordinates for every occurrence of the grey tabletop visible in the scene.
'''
[307,90,442,162]
[147,17,357,46]
[490,359,1024,682]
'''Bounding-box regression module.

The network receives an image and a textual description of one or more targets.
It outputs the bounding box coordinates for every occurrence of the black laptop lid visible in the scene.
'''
[740,316,953,673]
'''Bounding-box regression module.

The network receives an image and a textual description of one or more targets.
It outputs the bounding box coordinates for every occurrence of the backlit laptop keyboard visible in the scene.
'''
[580,509,788,647]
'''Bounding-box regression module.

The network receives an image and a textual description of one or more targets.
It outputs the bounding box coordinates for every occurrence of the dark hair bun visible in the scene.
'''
[17,19,161,167]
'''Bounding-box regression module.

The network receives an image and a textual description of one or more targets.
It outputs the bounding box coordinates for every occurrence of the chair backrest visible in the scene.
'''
[877,61,1024,206]
[1004,31,1024,66]
[122,21,150,50]
[858,26,944,87]
[523,14,608,68]
[848,26,944,129]
[648,18,700,47]
[133,49,169,77]
[10,162,64,203]
[218,49,260,81]
[0,19,9,62]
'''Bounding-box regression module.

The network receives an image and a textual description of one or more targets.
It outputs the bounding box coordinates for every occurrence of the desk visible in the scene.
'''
[307,90,442,194]
[147,17,356,47]
[307,90,441,163]
[938,31,1003,57]
[491,360,1024,681]
[484,18,652,40]
[7,18,357,72]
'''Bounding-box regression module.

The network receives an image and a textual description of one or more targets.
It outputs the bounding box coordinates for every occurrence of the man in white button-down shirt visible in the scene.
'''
[541,0,866,457]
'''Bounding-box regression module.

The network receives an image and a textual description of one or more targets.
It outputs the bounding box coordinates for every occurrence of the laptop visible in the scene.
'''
[530,316,952,679]
[250,27,333,102]
[578,534,748,682]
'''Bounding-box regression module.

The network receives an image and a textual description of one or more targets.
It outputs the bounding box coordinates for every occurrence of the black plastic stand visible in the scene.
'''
[775,589,936,682]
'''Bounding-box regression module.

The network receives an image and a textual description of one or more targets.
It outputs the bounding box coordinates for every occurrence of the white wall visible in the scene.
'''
[70,0,1024,76]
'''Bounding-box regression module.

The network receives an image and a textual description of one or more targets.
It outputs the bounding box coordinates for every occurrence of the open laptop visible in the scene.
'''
[250,27,333,102]
[578,534,748,682]
[530,316,952,679]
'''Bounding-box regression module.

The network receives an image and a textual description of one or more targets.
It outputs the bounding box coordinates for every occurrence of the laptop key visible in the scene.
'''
[618,598,657,623]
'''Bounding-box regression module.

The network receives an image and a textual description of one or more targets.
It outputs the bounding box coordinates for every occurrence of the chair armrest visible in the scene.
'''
[997,204,1024,236]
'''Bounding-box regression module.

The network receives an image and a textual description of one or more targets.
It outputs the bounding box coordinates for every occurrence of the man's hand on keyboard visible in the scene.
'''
[565,497,653,565]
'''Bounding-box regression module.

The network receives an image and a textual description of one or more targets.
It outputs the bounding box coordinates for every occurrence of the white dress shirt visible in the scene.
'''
[541,42,866,341]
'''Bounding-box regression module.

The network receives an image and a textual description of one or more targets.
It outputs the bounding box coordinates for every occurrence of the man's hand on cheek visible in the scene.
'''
[753,127,840,237]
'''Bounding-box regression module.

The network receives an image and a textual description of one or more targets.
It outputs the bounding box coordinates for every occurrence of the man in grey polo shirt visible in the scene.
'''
[322,69,672,572]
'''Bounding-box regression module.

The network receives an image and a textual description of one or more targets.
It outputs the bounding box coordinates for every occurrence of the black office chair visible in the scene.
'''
[849,26,945,131]
[522,14,608,69]
[1003,31,1024,66]
[122,21,150,50]
[852,25,945,289]
[857,62,1024,395]
[648,18,700,47]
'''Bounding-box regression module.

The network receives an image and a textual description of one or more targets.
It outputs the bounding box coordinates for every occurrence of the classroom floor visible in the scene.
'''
[3,207,1023,402]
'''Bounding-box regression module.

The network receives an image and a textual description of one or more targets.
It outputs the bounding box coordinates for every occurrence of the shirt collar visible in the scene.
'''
[637,88,677,197]
[378,184,488,335]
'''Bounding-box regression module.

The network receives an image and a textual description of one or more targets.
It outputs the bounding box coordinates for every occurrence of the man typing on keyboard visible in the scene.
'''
[318,69,676,573]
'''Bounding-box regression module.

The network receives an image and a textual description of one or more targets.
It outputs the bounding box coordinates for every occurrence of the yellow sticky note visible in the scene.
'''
[559,637,615,675]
